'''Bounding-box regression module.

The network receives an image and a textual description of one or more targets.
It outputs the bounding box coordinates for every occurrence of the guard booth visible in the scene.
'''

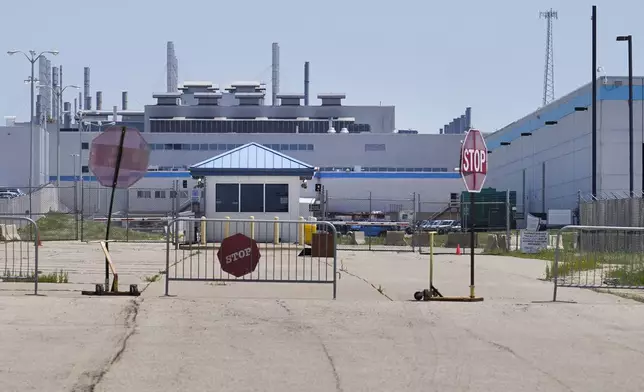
[188,142,315,243]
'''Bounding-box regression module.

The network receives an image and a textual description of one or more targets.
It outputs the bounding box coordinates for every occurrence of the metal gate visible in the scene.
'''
[0,216,40,295]
[165,218,337,298]
[552,225,644,301]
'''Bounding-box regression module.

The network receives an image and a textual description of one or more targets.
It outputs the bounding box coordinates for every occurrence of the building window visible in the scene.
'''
[154,190,166,199]
[265,184,289,213]
[137,190,151,199]
[365,144,386,152]
[81,165,89,173]
[240,184,264,212]
[215,183,239,212]
[81,142,89,150]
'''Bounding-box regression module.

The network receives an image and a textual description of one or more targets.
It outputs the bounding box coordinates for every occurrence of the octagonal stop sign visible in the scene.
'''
[460,129,488,193]
[217,233,261,277]
[89,126,150,188]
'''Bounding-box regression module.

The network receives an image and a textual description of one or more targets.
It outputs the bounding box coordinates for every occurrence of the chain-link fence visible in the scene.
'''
[579,191,644,227]
[0,182,201,242]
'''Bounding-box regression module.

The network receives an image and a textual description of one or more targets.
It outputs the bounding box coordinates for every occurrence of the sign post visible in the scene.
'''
[414,129,487,302]
[87,126,150,295]
[460,129,488,300]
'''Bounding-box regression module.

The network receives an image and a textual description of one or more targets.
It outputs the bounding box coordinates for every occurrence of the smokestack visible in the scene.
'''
[78,91,82,110]
[83,67,91,110]
[271,42,280,106]
[304,61,310,106]
[465,107,472,130]
[96,91,103,110]
[63,102,71,127]
[122,91,128,110]
[74,98,77,119]
[52,66,59,122]
[166,42,178,92]
[36,95,42,124]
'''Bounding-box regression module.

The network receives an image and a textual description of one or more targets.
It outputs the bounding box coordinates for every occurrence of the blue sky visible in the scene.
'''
[2,0,643,133]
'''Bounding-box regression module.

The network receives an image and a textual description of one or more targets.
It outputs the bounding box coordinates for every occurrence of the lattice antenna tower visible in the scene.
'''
[540,9,558,106]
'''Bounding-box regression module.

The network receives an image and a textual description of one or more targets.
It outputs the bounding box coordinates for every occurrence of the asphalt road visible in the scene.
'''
[1,242,643,391]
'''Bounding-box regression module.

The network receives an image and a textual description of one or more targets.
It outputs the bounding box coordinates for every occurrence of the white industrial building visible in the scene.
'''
[486,76,644,217]
[0,80,466,220]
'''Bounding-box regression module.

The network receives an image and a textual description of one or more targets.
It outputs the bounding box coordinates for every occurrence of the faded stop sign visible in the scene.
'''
[217,233,261,277]
[460,129,488,193]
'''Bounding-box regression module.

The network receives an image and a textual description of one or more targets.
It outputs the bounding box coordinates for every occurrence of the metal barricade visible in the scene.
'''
[165,218,338,298]
[552,225,644,301]
[0,216,40,295]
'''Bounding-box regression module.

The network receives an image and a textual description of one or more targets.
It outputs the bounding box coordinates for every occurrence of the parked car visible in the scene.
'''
[451,221,462,232]
[0,188,24,197]
[436,220,456,234]
[0,192,17,199]
[421,220,441,231]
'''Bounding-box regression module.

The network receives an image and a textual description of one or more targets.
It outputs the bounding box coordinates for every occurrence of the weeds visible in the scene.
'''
[144,274,160,283]
[1,269,69,283]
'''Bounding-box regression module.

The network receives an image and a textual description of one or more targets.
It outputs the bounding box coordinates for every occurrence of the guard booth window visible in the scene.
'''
[240,184,264,212]
[265,184,289,212]
[215,184,239,212]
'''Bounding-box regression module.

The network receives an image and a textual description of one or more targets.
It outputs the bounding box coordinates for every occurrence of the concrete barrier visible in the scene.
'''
[384,231,407,246]
[347,231,366,245]
[412,233,431,247]
[446,232,479,248]
[0,224,21,241]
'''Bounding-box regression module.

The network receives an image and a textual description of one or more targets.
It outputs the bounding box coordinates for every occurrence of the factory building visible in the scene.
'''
[485,76,644,220]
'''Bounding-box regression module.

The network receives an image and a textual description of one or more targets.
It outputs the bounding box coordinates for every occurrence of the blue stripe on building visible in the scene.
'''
[315,172,461,179]
[486,84,644,151]
[51,171,461,182]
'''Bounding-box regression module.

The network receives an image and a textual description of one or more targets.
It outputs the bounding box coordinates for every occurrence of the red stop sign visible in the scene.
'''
[217,233,261,277]
[460,129,488,193]
[89,126,150,188]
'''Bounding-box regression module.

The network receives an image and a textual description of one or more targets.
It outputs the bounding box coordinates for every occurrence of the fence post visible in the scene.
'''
[249,216,255,240]
[273,217,280,244]
[224,216,230,238]
[506,189,511,252]
[200,216,207,245]
[429,231,434,292]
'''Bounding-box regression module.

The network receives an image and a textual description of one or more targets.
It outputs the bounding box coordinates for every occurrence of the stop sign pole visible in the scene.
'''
[460,129,488,300]
[102,127,128,290]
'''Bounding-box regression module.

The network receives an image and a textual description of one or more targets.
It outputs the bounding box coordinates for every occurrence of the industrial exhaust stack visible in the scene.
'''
[304,61,310,106]
[271,42,280,106]
[83,67,91,110]
[122,91,128,110]
[96,91,103,110]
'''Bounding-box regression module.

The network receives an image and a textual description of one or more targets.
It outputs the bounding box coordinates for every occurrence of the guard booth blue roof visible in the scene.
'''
[189,142,315,177]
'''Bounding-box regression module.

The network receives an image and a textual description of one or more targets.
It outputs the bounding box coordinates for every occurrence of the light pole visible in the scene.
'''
[7,49,59,218]
[40,84,80,185]
[616,35,634,195]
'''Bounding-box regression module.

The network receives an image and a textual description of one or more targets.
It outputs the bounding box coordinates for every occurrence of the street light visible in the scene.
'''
[39,84,80,185]
[7,49,59,219]
[616,35,634,195]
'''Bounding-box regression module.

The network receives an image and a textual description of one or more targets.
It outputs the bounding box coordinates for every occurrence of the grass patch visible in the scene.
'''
[18,212,164,241]
[144,274,161,283]
[2,269,69,283]
[607,265,644,286]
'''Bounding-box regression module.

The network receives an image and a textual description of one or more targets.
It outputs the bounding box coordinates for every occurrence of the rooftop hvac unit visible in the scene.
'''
[340,127,349,133]
[5,116,16,126]
[327,127,336,133]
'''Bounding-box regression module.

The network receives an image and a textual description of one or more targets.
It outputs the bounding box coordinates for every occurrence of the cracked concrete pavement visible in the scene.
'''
[2,242,644,391]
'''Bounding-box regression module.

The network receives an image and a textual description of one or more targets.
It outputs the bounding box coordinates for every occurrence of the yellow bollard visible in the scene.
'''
[298,216,305,244]
[249,216,255,240]
[429,231,435,293]
[224,216,230,238]
[273,217,280,244]
[200,216,207,245]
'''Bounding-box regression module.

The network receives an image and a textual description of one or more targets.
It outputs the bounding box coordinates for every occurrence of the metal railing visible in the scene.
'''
[552,225,644,301]
[0,216,40,295]
[165,217,337,298]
